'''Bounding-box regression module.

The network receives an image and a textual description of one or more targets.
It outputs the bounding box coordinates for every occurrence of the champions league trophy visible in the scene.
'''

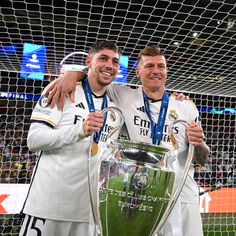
[88,106,194,236]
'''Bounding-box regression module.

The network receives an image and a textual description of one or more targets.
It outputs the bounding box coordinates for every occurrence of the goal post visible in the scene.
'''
[0,1,236,236]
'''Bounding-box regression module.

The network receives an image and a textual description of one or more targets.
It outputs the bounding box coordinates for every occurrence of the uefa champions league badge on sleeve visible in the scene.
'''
[39,95,50,108]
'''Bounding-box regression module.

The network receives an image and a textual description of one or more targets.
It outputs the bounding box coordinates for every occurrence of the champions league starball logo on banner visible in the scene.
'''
[20,43,47,80]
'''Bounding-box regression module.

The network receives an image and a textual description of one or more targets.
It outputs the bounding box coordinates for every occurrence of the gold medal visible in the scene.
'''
[91,143,99,157]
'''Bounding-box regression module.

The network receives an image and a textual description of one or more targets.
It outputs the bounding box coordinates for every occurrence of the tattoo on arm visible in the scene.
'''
[193,141,210,165]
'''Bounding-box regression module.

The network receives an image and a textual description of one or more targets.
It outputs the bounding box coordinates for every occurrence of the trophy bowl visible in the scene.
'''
[89,139,176,236]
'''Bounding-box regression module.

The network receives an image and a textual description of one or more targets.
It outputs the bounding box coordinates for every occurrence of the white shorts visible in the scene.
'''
[19,214,97,236]
[155,201,203,236]
[155,199,183,236]
[181,202,203,236]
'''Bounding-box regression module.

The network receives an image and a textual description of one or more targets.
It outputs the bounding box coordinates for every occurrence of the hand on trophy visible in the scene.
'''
[186,121,210,166]
[186,121,204,147]
[83,112,105,137]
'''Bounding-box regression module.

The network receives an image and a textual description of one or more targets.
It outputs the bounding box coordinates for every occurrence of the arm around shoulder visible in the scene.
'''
[45,71,86,109]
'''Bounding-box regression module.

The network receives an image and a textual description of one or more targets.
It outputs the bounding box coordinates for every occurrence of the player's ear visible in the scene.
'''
[135,68,140,79]
[86,55,91,67]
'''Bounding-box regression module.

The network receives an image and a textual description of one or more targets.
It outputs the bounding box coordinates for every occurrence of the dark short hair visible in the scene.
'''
[89,40,120,56]
[137,45,165,65]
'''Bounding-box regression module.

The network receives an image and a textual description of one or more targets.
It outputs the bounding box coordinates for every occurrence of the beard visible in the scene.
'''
[97,74,115,86]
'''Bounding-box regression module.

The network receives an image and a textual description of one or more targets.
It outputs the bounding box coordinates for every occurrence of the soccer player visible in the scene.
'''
[46,45,210,236]
[19,40,122,236]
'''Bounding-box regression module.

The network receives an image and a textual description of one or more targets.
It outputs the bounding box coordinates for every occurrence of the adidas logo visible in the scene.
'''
[137,106,145,112]
[75,102,85,109]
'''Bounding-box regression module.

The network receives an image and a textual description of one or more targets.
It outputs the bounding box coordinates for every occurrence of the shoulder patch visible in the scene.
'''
[39,95,50,108]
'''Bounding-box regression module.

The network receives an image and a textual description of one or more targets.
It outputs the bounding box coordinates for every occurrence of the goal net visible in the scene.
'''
[0,0,235,235]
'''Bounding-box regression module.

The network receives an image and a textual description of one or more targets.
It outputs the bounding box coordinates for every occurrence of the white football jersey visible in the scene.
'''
[108,84,200,203]
[23,83,121,222]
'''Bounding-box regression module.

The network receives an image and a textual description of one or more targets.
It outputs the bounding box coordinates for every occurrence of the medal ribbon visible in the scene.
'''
[82,77,108,144]
[142,90,169,145]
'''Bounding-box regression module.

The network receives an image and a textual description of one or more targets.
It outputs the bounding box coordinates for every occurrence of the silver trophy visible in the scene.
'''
[88,109,194,236]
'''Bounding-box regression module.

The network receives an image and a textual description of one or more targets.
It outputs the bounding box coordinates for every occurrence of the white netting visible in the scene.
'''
[0,0,235,235]
[0,0,236,96]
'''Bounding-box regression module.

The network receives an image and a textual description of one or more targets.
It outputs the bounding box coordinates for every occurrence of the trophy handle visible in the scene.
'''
[154,119,194,234]
[101,106,125,139]
[88,107,124,235]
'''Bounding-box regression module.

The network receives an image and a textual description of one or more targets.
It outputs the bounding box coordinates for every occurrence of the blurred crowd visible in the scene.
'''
[0,114,37,184]
[194,130,236,188]
[0,111,235,188]
[194,160,236,188]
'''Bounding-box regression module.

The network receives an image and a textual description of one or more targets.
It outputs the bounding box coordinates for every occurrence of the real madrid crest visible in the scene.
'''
[39,95,50,108]
[168,110,178,121]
